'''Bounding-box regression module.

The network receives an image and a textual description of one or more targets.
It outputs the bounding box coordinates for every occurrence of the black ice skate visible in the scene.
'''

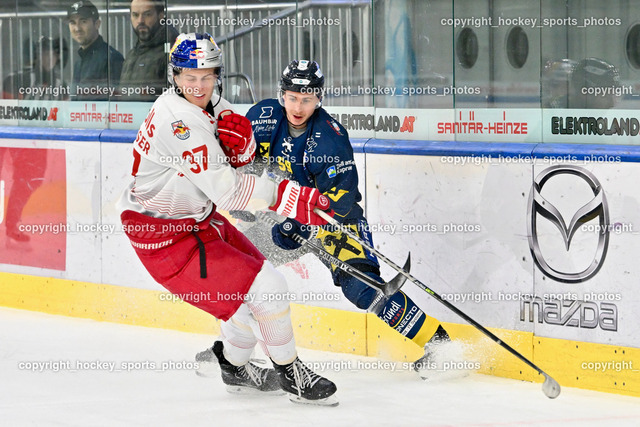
[196,341,283,395]
[413,325,451,380]
[273,357,338,406]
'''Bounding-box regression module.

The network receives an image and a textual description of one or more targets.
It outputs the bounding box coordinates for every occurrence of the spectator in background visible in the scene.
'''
[568,57,621,109]
[2,36,68,100]
[541,59,577,109]
[67,0,124,100]
[119,0,178,101]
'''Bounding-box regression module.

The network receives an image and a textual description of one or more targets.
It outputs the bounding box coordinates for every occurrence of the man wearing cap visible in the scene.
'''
[68,1,124,100]
[119,0,178,101]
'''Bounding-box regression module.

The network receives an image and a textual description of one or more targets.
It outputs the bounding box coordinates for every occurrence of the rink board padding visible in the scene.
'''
[1,127,640,398]
[290,303,367,355]
[535,336,640,397]
[0,272,217,334]
[0,271,365,355]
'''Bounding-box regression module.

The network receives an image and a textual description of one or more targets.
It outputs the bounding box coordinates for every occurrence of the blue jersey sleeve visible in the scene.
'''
[307,112,362,220]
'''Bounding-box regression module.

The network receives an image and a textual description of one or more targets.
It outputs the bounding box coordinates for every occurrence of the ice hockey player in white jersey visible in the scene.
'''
[117,32,338,406]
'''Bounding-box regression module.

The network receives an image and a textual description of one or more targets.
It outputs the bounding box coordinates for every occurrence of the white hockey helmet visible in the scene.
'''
[168,32,224,86]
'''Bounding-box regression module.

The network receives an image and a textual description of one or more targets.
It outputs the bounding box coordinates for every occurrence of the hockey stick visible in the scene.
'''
[255,211,409,297]
[314,209,561,399]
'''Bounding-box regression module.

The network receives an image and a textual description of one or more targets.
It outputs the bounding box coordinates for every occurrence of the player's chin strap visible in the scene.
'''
[313,208,562,399]
[254,211,409,297]
[212,77,223,110]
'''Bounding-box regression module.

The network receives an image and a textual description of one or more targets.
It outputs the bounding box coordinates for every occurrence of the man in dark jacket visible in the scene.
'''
[119,0,178,101]
[67,1,124,100]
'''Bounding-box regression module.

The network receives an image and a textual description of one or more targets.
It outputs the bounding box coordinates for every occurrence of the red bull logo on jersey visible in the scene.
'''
[172,120,191,140]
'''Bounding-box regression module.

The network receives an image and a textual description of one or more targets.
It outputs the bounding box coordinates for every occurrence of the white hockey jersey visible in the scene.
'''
[118,90,276,221]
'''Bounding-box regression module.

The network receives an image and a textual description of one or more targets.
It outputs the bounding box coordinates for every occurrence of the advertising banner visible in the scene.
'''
[543,109,640,144]
[525,161,640,346]
[0,100,61,127]
[0,146,66,270]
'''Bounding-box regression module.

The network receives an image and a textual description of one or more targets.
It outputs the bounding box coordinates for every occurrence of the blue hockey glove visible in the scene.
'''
[271,219,311,250]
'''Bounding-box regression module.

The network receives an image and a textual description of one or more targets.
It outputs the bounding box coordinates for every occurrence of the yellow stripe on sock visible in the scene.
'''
[410,314,442,348]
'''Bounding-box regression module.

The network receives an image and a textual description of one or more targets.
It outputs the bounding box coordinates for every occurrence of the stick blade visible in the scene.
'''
[383,252,411,296]
[542,374,561,399]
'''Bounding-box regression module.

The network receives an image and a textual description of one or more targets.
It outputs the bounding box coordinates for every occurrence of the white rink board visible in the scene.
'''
[100,142,160,291]
[365,154,640,348]
[364,154,535,331]
[65,139,103,283]
[2,134,640,349]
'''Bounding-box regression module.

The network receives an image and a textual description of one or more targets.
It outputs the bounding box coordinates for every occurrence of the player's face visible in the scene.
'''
[68,16,100,48]
[174,68,217,109]
[283,90,318,129]
[130,0,163,42]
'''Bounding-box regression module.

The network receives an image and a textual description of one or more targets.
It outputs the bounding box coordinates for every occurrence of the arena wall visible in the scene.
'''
[0,117,638,397]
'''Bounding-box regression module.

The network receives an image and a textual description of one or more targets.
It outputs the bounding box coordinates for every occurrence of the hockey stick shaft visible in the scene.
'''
[255,211,395,295]
[314,208,560,395]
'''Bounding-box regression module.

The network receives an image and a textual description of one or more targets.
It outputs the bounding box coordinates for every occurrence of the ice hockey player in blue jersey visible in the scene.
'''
[245,60,450,374]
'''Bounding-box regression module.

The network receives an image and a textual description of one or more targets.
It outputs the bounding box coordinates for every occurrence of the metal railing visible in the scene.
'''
[0,1,371,106]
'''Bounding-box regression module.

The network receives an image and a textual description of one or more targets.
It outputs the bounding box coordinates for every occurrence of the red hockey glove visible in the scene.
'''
[217,110,256,168]
[269,179,334,225]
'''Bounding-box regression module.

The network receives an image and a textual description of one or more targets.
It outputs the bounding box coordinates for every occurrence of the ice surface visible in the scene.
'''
[1,307,639,426]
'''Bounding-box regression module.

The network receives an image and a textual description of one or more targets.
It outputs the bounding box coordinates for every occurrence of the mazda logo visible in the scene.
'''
[527,165,609,283]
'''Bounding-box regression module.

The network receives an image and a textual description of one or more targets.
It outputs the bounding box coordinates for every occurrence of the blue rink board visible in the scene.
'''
[1,127,640,163]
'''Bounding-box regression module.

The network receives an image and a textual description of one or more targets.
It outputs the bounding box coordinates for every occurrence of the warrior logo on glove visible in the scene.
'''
[270,179,333,225]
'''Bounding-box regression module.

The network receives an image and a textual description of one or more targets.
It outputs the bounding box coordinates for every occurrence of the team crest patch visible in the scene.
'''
[328,120,342,136]
[259,142,270,157]
[326,165,337,178]
[172,120,191,140]
[282,137,294,153]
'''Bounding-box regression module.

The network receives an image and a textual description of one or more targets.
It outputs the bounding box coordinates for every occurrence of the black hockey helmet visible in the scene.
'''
[278,59,325,107]
[568,57,620,109]
[571,57,619,89]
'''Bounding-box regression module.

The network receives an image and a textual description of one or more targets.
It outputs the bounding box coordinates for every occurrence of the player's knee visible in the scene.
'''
[248,261,289,308]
